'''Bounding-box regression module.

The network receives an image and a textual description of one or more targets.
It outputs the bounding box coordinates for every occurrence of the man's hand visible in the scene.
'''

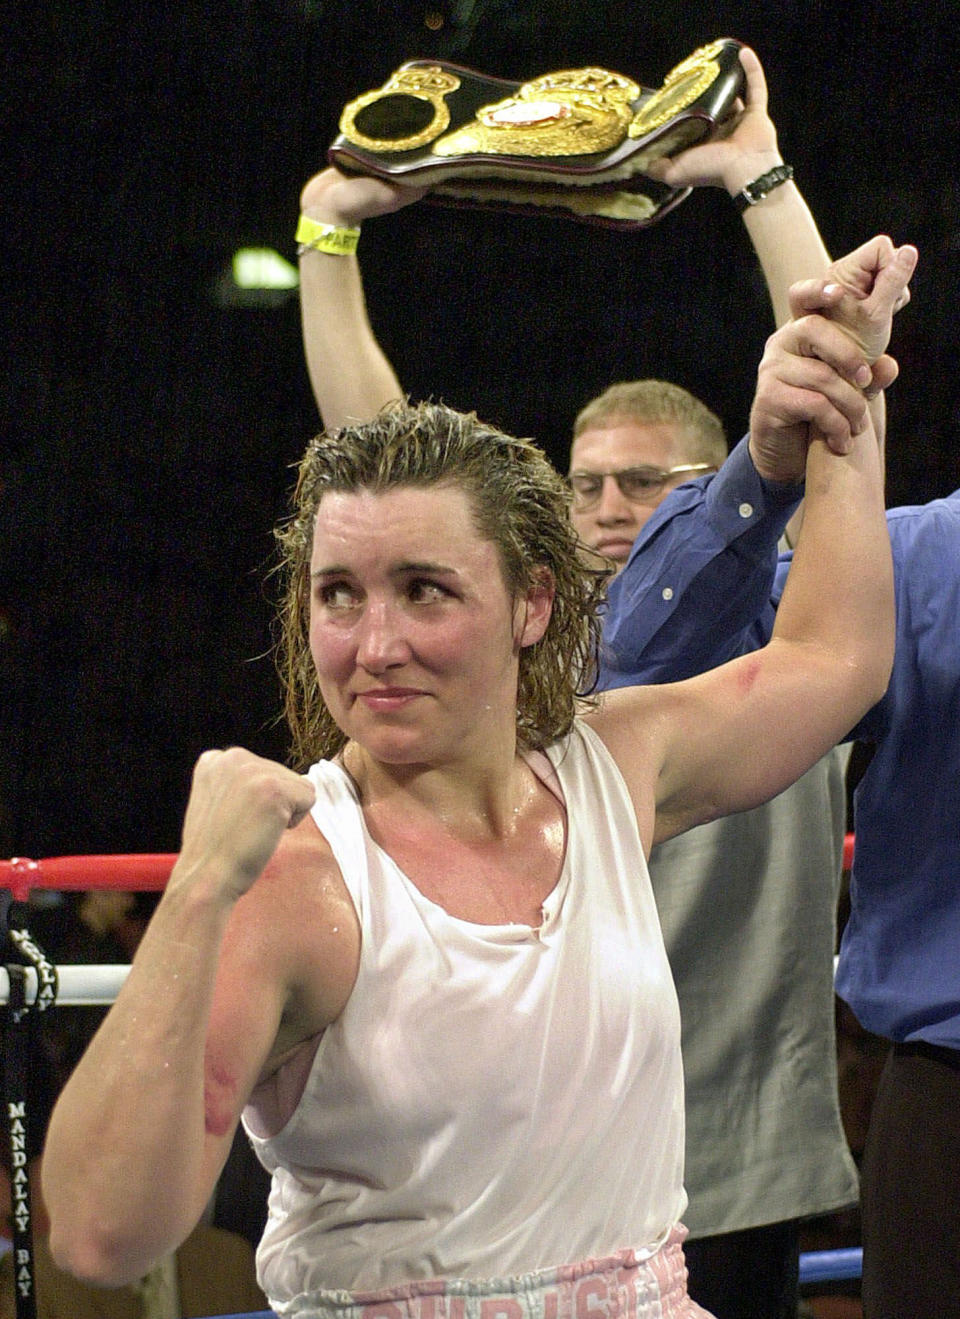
[300,166,427,229]
[749,315,880,483]
[749,236,917,482]
[644,47,783,196]
[172,748,316,903]
[788,237,918,370]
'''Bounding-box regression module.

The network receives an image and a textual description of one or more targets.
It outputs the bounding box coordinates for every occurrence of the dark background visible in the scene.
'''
[2,1,957,858]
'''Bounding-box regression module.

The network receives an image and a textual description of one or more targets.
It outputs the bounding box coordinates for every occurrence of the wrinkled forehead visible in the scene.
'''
[309,482,509,580]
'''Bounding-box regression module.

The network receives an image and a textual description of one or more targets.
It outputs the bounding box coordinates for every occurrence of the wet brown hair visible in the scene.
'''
[275,400,610,766]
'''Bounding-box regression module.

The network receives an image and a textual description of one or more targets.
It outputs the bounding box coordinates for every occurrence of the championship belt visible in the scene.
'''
[328,39,744,229]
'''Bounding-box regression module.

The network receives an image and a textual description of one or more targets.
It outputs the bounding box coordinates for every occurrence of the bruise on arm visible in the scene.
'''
[198,883,294,1149]
[198,817,360,1146]
[203,1053,246,1139]
[733,654,763,696]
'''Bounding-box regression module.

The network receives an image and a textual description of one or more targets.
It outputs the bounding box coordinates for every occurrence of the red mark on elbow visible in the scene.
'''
[735,656,763,694]
[204,1059,239,1138]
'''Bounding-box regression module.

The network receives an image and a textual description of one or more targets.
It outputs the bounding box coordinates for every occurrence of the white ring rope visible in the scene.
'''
[0,964,130,1006]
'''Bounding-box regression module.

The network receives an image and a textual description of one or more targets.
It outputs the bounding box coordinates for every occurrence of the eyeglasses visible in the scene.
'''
[568,463,715,509]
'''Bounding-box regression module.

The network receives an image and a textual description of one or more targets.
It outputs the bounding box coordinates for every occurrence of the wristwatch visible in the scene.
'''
[733,163,794,213]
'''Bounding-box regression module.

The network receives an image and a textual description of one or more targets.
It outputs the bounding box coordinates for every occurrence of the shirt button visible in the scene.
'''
[662,587,674,601]
[738,502,754,519]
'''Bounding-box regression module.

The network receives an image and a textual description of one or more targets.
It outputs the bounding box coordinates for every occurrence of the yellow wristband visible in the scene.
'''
[295,214,361,256]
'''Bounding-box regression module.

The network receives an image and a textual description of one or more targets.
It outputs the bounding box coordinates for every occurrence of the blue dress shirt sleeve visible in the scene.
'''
[598,435,801,689]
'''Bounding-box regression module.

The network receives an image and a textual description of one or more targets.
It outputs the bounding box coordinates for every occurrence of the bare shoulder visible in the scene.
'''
[579,685,669,852]
[582,683,669,767]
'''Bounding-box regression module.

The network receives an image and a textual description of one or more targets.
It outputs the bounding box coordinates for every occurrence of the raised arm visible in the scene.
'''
[588,241,916,847]
[601,235,916,682]
[298,169,425,429]
[40,750,341,1286]
[648,47,829,330]
[646,44,828,549]
[651,45,893,474]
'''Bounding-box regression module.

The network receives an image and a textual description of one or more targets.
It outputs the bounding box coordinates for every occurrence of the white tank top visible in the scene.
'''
[244,721,685,1305]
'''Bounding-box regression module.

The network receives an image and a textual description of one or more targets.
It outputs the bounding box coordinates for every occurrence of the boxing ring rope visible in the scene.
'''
[1,847,862,1308]
[0,854,174,1005]
[0,853,177,902]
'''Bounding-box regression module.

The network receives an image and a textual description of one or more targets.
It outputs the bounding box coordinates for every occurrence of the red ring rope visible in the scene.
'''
[0,855,176,901]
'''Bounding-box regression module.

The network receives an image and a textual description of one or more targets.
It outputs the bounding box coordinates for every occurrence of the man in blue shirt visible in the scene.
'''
[603,252,954,1316]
